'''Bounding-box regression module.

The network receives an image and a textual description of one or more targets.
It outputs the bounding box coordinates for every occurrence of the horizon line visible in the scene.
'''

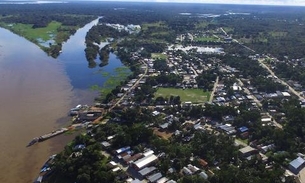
[1,0,305,7]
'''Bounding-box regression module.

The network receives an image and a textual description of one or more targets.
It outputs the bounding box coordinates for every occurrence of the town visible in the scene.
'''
[27,4,305,183]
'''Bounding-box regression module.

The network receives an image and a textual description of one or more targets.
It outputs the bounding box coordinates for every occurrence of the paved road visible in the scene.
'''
[237,79,262,107]
[93,60,148,123]
[220,27,228,36]
[110,60,148,111]
[258,58,305,101]
[237,78,283,129]
[220,27,256,53]
[209,76,219,103]
[190,65,199,77]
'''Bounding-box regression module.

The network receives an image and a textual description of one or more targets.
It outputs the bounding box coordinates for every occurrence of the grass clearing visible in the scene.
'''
[151,53,167,60]
[4,21,62,41]
[0,21,77,48]
[194,36,220,42]
[195,21,209,29]
[236,138,249,145]
[155,87,210,103]
[269,31,287,37]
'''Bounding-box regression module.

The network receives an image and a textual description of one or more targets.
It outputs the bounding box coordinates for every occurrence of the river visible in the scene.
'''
[0,18,126,183]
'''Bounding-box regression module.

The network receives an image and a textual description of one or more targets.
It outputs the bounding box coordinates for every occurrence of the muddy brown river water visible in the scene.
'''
[0,18,128,182]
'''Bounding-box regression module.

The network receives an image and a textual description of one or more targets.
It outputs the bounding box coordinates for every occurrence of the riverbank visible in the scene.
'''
[0,16,130,182]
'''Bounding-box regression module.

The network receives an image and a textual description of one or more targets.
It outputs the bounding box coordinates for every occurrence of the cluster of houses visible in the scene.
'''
[64,23,305,183]
[101,142,180,183]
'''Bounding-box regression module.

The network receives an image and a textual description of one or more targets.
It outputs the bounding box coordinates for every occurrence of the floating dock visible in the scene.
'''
[27,128,68,147]
[38,128,68,142]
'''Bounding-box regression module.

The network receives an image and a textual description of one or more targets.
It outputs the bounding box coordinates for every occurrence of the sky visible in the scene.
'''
[98,0,305,6]
[2,0,305,6]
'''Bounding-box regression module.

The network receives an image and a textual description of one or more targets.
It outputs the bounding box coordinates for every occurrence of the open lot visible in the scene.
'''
[151,53,167,60]
[155,87,210,103]
[153,127,173,140]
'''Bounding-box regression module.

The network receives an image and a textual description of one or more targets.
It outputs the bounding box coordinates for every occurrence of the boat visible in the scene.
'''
[27,137,38,147]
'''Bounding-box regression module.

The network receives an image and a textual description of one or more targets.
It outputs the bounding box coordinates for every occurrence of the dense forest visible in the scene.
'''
[2,2,305,59]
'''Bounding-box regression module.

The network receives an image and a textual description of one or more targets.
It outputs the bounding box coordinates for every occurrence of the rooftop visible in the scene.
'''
[133,154,158,169]
[239,146,256,154]
[290,157,305,169]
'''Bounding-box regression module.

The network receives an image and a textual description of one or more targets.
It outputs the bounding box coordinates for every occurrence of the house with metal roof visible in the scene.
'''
[138,166,157,177]
[147,172,162,183]
[289,157,305,174]
[239,146,258,159]
[133,154,158,170]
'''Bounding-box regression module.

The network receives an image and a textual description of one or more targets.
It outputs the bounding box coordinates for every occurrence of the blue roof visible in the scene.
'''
[290,157,305,169]
[239,126,249,133]
[74,144,86,150]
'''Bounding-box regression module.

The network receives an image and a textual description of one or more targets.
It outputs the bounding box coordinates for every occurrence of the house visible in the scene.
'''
[199,171,209,180]
[239,146,258,159]
[183,167,193,175]
[111,167,121,172]
[143,150,154,157]
[238,126,249,133]
[124,153,143,165]
[152,111,160,116]
[133,154,158,170]
[147,172,162,183]
[187,164,200,173]
[198,158,208,168]
[138,166,157,177]
[156,177,168,183]
[126,179,141,183]
[115,146,131,154]
[166,180,177,183]
[101,141,111,148]
[289,157,305,174]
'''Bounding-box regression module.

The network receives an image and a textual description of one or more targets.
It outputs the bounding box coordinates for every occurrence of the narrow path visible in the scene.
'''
[209,76,219,103]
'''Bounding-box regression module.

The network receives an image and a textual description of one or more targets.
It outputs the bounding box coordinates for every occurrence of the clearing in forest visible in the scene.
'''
[155,87,210,103]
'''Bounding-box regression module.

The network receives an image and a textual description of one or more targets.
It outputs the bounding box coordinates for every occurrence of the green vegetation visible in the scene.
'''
[0,21,78,58]
[269,31,287,37]
[91,66,131,100]
[155,87,210,103]
[194,36,219,42]
[195,21,209,29]
[84,24,129,67]
[151,53,167,60]
[0,21,64,42]
[141,21,167,31]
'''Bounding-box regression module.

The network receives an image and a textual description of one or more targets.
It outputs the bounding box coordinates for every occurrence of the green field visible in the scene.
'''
[155,87,210,103]
[269,31,287,37]
[151,53,167,60]
[0,21,76,47]
[195,21,209,29]
[194,36,220,42]
[2,21,61,40]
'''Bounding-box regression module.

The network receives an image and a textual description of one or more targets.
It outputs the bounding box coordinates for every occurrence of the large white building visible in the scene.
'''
[132,154,158,170]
